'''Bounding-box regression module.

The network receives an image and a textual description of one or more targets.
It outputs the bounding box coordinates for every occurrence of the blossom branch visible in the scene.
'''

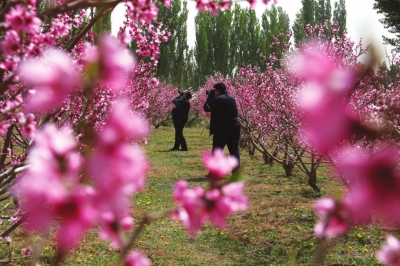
[0,125,14,167]
[64,7,112,52]
[38,0,119,20]
[120,207,177,259]
[0,216,24,237]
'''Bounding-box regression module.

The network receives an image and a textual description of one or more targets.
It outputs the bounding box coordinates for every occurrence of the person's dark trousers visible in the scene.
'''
[212,126,241,168]
[173,120,187,150]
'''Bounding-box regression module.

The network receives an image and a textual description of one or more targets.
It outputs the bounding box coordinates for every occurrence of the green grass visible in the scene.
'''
[2,126,391,265]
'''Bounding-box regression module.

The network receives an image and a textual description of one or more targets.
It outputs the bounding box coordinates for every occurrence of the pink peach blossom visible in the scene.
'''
[5,6,41,34]
[99,211,133,248]
[376,236,400,266]
[54,187,97,251]
[99,99,150,146]
[21,246,33,256]
[313,196,353,238]
[15,123,96,251]
[1,30,21,55]
[172,180,206,235]
[173,180,248,234]
[335,146,400,224]
[205,182,248,228]
[124,250,152,266]
[18,49,79,112]
[290,47,357,153]
[87,35,137,90]
[203,148,238,178]
[20,113,37,139]
[88,144,148,196]
[33,123,77,158]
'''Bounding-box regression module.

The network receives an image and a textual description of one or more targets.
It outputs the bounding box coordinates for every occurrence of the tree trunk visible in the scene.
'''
[263,153,271,164]
[283,161,294,176]
[248,143,255,156]
[307,167,320,192]
[270,148,278,166]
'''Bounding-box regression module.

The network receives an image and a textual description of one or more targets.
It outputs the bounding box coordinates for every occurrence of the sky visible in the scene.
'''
[112,0,394,57]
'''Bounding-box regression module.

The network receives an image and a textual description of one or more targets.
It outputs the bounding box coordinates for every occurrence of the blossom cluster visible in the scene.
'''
[15,100,148,251]
[172,149,248,235]
[290,41,400,264]
[0,0,273,264]
[190,22,400,264]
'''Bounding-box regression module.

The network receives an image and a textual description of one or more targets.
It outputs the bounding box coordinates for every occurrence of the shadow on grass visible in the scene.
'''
[157,149,177,152]
[196,229,290,265]
[299,188,321,199]
[186,176,208,183]
[156,149,194,154]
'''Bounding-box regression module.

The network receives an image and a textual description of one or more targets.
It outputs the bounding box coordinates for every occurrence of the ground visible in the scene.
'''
[1,126,388,265]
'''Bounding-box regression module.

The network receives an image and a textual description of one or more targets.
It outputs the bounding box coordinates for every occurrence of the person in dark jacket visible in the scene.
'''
[203,82,241,166]
[170,90,192,151]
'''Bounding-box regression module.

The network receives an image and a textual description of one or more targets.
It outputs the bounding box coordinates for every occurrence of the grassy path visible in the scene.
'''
[130,126,384,266]
[4,126,386,265]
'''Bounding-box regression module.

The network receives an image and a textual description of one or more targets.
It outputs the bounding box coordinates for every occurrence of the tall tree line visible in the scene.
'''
[93,8,112,44]
[292,0,346,47]
[155,4,290,90]
[156,0,189,90]
[192,5,290,87]
[373,0,400,83]
[373,0,400,51]
[155,1,346,90]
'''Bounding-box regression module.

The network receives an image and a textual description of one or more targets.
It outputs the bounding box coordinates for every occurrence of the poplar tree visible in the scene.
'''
[228,6,261,73]
[332,0,347,36]
[194,13,211,86]
[292,0,315,47]
[303,0,315,25]
[183,50,198,90]
[316,0,325,24]
[293,0,345,47]
[260,5,290,68]
[292,10,305,47]
[156,0,189,89]
[229,4,246,75]
[373,0,400,50]
[244,8,262,68]
[93,8,112,44]
[212,10,232,76]
[325,0,332,23]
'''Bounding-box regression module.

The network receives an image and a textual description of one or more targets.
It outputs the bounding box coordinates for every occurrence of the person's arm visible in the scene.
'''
[203,93,215,112]
[184,102,190,122]
[172,97,182,107]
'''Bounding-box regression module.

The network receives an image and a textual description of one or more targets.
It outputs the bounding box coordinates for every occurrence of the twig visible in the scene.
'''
[0,202,10,212]
[64,6,113,52]
[120,207,177,259]
[0,216,24,237]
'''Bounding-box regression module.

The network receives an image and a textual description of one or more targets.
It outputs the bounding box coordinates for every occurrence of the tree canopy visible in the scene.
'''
[373,0,400,51]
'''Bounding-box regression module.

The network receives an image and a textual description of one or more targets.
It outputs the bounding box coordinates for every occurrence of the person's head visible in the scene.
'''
[213,82,226,96]
[183,91,192,100]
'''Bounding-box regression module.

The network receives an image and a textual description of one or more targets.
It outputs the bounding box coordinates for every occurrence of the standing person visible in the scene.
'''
[203,82,241,168]
[170,90,192,151]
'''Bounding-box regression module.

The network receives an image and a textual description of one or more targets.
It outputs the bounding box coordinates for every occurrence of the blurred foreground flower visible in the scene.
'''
[376,236,400,266]
[83,35,136,90]
[314,196,353,238]
[18,49,79,113]
[173,149,247,235]
[203,148,238,178]
[87,99,149,247]
[335,145,400,224]
[14,98,151,252]
[289,46,357,153]
[15,124,96,251]
[124,250,151,266]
